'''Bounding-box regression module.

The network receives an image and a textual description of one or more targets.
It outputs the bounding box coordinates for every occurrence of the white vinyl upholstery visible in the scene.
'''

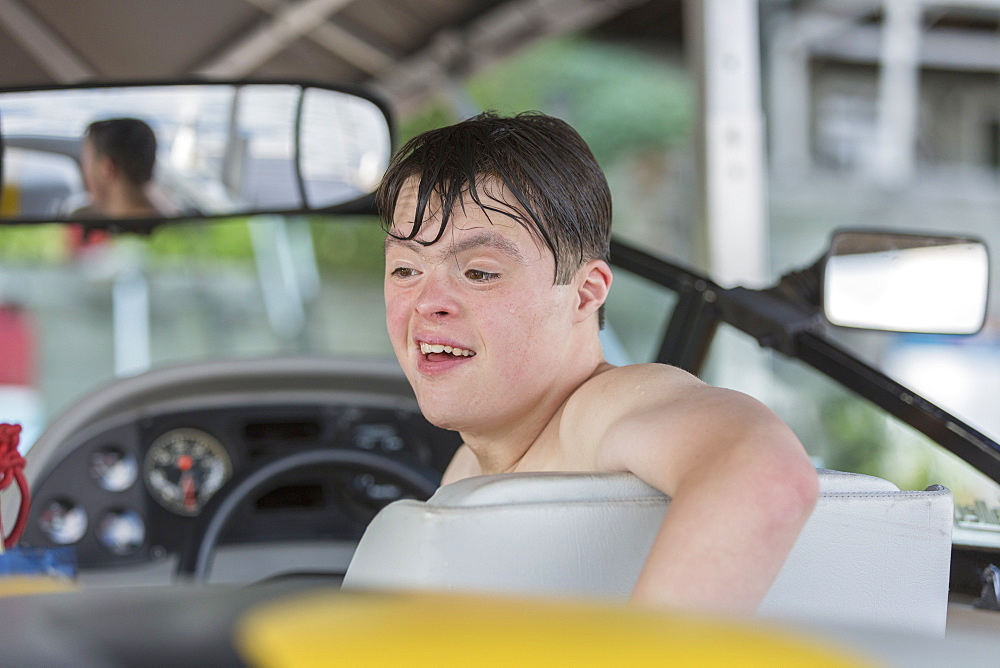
[342,470,953,635]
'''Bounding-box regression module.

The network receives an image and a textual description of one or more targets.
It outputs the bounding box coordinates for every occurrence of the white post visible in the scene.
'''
[873,0,922,186]
[688,0,770,287]
[113,268,151,378]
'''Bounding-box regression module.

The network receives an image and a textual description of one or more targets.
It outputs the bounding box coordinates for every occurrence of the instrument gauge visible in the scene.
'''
[143,428,232,516]
[98,510,145,555]
[89,448,138,492]
[38,499,87,545]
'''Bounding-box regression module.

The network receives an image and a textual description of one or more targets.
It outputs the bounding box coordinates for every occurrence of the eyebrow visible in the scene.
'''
[384,231,526,263]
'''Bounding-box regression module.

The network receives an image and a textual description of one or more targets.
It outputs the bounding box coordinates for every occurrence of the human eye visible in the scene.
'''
[465,269,500,282]
[390,266,419,279]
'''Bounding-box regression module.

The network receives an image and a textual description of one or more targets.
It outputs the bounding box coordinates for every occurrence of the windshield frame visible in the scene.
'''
[609,237,1000,486]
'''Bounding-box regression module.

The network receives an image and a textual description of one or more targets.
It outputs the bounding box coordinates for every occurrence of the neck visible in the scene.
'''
[104,184,158,218]
[460,341,612,476]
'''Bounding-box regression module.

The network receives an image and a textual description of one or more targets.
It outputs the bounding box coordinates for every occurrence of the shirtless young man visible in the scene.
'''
[380,112,818,614]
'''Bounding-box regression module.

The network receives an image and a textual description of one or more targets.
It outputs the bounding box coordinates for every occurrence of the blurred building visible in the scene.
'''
[759,0,1000,445]
[757,1,1000,305]
[764,1,1000,185]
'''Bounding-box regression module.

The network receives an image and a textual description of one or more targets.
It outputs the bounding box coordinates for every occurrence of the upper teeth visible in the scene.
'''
[421,342,474,357]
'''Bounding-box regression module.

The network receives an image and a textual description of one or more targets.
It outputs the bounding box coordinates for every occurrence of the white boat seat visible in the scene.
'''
[342,470,953,635]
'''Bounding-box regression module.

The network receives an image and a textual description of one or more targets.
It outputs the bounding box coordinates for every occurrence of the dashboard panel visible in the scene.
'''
[18,357,461,578]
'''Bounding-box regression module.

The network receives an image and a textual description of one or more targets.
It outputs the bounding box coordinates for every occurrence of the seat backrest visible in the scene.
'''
[342,470,953,635]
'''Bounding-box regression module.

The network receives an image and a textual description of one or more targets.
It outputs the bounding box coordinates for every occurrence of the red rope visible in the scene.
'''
[0,424,30,549]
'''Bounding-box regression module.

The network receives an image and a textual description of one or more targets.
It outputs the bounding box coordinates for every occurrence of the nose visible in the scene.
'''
[414,269,459,319]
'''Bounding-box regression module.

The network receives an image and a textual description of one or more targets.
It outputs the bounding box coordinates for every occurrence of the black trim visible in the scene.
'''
[609,239,702,293]
[657,291,719,373]
[609,239,720,371]
[293,85,309,209]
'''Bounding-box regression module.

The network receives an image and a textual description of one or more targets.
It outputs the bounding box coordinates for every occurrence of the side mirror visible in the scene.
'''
[823,230,989,335]
[0,81,393,223]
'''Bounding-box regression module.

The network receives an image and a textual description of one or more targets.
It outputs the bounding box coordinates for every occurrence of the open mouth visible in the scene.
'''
[419,341,476,360]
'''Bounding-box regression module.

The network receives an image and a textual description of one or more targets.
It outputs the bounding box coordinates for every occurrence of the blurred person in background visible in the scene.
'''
[78,118,163,219]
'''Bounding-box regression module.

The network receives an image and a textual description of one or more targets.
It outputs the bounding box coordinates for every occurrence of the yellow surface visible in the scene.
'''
[235,590,873,667]
[0,576,76,598]
[0,181,20,216]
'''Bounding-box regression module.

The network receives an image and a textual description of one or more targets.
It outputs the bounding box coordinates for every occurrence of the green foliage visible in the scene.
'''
[819,395,891,476]
[0,220,258,267]
[397,39,693,166]
[145,216,387,276]
[466,38,692,164]
[0,217,386,277]
[0,225,69,264]
[145,218,254,263]
[310,216,386,275]
[820,394,952,489]
[399,103,459,145]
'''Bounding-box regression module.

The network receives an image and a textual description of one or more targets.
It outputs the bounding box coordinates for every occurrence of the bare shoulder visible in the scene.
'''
[563,363,706,424]
[555,363,701,467]
[569,361,785,422]
[560,362,800,486]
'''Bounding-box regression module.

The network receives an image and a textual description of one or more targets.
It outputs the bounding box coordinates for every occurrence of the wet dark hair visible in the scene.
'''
[86,118,157,186]
[377,111,612,285]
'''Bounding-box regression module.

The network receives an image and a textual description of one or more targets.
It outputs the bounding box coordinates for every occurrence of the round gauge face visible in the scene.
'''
[98,509,145,555]
[89,448,138,492]
[38,499,88,545]
[143,428,232,516]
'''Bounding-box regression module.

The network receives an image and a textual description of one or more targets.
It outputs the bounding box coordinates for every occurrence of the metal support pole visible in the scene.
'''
[112,244,151,378]
[687,0,770,287]
[873,0,922,186]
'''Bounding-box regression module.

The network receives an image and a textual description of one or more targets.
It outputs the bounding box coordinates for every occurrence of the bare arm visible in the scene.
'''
[571,365,818,613]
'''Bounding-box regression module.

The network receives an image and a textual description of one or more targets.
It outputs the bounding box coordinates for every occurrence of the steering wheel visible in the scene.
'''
[175,449,440,582]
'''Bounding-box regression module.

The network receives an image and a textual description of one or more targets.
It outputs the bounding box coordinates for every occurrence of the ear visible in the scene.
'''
[573,260,613,323]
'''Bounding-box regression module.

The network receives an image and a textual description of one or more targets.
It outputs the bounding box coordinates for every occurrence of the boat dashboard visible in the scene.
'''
[16,357,461,585]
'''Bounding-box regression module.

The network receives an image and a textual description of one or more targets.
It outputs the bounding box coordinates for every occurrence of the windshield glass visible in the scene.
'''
[703,323,1000,550]
[0,218,388,449]
[823,325,1000,449]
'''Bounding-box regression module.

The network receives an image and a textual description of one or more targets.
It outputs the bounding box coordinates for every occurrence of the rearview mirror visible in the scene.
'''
[824,230,989,335]
[0,81,393,223]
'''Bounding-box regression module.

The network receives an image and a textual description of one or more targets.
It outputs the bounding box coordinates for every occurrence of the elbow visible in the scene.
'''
[761,452,819,538]
[788,461,819,524]
[722,421,819,539]
[752,416,820,531]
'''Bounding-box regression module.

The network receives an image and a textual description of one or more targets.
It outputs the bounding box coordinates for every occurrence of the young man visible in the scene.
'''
[380,112,818,613]
[80,118,162,218]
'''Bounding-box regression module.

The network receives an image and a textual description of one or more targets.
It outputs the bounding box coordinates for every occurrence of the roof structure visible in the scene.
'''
[0,0,681,112]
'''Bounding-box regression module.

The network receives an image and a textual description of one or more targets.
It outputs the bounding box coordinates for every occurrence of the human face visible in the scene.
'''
[384,178,581,437]
[81,137,110,208]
